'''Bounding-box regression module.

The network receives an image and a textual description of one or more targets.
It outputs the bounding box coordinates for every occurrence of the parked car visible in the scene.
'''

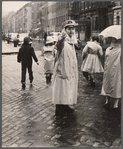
[9,33,18,42]
[47,32,60,42]
[9,33,19,47]
[18,33,32,46]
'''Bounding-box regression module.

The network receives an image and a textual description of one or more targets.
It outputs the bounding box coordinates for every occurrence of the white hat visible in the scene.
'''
[44,46,54,52]
[46,36,55,44]
[62,20,78,29]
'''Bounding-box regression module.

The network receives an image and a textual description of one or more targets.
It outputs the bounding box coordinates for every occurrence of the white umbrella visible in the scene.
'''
[99,25,121,39]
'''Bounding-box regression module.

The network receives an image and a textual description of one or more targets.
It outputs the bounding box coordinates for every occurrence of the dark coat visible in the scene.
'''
[17,43,38,66]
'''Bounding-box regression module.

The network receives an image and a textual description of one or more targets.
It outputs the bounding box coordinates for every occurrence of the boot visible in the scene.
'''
[49,74,52,83]
[46,76,49,84]
[83,72,89,81]
[22,82,26,89]
[90,76,95,87]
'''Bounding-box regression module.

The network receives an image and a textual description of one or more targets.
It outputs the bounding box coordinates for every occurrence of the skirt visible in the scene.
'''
[81,54,104,73]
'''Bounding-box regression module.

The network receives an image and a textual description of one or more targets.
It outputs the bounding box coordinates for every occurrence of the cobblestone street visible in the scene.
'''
[2,41,121,147]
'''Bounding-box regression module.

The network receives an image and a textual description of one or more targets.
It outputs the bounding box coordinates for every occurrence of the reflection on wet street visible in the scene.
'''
[2,41,121,147]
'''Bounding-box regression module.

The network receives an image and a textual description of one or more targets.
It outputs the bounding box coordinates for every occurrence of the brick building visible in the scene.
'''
[70,1,121,41]
[2,1,121,40]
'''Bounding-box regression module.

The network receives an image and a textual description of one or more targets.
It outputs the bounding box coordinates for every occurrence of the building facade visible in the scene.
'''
[112,1,121,25]
[46,1,71,32]
[70,1,121,41]
[2,1,121,40]
[3,11,15,33]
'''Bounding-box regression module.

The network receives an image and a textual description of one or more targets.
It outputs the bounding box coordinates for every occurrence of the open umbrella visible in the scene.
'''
[98,25,121,39]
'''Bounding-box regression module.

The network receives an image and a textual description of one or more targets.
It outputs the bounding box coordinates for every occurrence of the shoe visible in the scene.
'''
[22,83,26,89]
[30,80,33,84]
[90,77,95,87]
[92,82,95,87]
[113,108,119,113]
[103,103,110,109]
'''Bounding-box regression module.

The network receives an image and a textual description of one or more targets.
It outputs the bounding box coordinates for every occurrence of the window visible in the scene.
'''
[95,17,98,30]
[93,17,98,30]
[89,2,91,8]
[65,2,69,9]
[85,2,88,10]
[117,16,120,25]
[108,14,113,26]
[81,1,84,10]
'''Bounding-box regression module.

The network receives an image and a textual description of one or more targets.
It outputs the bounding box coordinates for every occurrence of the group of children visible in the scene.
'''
[17,19,121,116]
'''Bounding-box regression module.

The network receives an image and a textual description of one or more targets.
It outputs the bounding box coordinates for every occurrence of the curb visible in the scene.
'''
[2,52,18,55]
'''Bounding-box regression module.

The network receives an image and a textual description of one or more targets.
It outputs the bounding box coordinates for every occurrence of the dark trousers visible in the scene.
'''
[21,63,33,84]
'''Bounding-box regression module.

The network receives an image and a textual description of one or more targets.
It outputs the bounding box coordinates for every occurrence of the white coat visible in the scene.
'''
[81,41,104,73]
[52,37,78,105]
[101,43,121,98]
[43,45,55,74]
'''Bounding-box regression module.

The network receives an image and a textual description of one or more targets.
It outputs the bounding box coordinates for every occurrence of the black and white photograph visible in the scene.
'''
[2,1,121,148]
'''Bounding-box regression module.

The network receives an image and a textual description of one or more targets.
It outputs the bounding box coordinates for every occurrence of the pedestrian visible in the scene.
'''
[81,36,104,87]
[17,37,39,89]
[101,38,121,112]
[43,37,56,84]
[52,20,78,116]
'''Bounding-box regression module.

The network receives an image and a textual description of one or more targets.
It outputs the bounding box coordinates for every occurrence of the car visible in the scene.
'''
[17,33,32,46]
[47,32,60,42]
[6,34,12,44]
[9,33,18,42]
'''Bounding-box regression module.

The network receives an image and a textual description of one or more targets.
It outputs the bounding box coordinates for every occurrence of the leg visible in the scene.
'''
[113,98,119,108]
[21,64,26,88]
[49,73,52,83]
[46,73,51,84]
[21,64,26,84]
[28,64,33,83]
[113,98,121,113]
[103,96,110,109]
[90,73,95,87]
[83,72,89,81]
[45,73,49,84]
[55,104,64,116]
[105,96,110,104]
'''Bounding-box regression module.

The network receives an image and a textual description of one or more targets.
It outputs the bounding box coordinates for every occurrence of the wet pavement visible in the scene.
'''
[2,41,121,147]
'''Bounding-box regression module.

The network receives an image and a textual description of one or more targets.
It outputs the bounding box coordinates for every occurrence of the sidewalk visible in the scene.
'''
[2,40,43,55]
[2,41,19,55]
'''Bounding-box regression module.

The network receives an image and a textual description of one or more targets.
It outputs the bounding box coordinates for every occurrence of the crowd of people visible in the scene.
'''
[17,19,121,116]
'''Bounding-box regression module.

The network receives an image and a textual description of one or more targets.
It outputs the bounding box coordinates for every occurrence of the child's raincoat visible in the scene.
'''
[43,45,55,74]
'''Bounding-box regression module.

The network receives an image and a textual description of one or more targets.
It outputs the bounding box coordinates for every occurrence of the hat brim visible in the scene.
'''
[46,41,55,44]
[64,23,78,28]
[44,46,54,52]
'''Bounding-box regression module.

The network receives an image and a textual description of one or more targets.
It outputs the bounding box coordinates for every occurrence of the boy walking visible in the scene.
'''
[17,37,39,89]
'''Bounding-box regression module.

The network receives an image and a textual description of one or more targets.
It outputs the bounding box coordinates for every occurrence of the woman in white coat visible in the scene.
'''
[52,20,78,116]
[101,38,121,112]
